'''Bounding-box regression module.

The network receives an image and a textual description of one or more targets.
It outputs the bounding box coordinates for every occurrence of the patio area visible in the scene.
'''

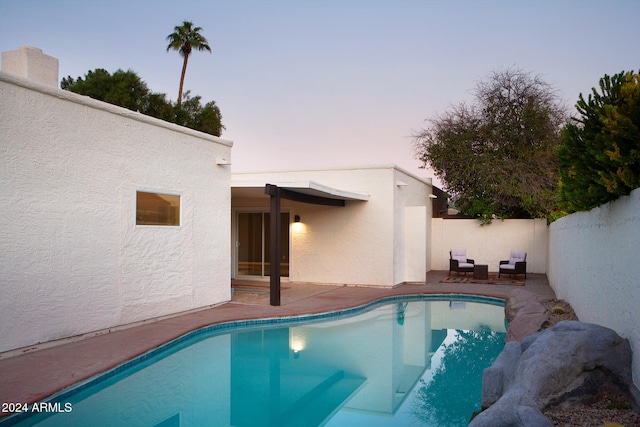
[0,271,554,418]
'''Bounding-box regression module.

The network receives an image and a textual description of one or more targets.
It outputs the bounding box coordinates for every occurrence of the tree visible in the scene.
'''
[61,69,224,137]
[174,91,225,137]
[557,71,640,212]
[413,67,569,223]
[166,20,212,106]
[61,68,151,112]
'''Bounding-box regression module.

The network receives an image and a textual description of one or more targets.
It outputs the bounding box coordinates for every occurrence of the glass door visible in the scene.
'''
[237,212,289,277]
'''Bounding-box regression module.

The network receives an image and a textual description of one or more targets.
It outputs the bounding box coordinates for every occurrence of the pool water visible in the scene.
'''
[4,296,506,427]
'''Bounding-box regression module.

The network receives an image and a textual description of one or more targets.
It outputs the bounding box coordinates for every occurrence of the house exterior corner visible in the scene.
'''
[0,71,232,354]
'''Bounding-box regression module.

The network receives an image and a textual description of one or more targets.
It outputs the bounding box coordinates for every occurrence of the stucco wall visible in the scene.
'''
[431,218,548,273]
[1,46,59,88]
[232,165,432,287]
[548,188,640,386]
[392,168,432,284]
[0,72,232,354]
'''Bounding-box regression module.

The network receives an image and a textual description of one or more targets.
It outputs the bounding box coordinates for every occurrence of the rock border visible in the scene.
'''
[468,288,640,427]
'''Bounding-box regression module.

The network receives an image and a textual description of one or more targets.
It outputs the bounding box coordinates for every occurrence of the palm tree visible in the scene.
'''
[166,21,211,106]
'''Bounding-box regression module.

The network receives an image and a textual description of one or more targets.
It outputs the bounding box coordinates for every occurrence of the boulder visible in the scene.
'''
[502,289,553,342]
[505,300,549,342]
[504,289,552,321]
[470,321,634,427]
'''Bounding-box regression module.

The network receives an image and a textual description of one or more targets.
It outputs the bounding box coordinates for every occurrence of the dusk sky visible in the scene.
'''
[1,0,637,185]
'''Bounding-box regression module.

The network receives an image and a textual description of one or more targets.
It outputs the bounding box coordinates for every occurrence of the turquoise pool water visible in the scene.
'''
[3,295,506,427]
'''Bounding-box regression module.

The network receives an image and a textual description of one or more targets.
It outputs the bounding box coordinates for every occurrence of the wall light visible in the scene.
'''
[291,215,305,234]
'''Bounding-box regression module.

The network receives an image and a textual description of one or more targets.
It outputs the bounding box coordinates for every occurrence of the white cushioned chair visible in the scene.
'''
[449,249,475,275]
[498,250,527,279]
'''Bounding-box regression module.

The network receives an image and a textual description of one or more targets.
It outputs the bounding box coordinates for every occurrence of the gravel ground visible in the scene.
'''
[539,300,640,427]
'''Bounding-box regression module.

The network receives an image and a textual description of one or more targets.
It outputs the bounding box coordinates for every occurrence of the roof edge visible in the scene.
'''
[231,179,370,201]
[232,164,432,186]
[0,71,234,148]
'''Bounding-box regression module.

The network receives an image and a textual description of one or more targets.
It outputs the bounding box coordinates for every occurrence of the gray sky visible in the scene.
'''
[1,0,637,184]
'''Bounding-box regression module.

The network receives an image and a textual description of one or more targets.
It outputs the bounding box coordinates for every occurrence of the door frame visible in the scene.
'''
[233,209,291,279]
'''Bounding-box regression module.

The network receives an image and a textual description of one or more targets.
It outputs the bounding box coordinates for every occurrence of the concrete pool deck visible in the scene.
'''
[0,271,555,418]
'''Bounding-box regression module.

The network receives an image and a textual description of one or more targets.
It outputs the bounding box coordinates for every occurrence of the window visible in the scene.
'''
[136,191,180,226]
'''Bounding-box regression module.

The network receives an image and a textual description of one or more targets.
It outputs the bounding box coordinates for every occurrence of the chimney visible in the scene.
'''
[1,46,59,88]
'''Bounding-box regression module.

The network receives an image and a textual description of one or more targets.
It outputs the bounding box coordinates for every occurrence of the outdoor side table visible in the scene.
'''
[473,264,488,280]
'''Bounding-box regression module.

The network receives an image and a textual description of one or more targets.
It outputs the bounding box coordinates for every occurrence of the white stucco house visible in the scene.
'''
[0,47,434,355]
[1,47,234,354]
[231,166,432,287]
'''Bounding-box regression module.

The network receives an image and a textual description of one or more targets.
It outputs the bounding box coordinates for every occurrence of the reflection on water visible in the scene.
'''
[412,328,505,426]
[6,299,505,427]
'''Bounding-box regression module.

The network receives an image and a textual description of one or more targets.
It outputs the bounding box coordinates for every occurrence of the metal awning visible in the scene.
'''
[231,180,369,203]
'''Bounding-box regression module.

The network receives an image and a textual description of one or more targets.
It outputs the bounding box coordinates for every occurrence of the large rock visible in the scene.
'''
[470,321,634,427]
[503,289,553,342]
[505,300,549,343]
[504,288,553,322]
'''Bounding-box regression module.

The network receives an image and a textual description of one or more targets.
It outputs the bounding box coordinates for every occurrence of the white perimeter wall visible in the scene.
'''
[232,166,432,287]
[0,72,232,354]
[548,188,640,386]
[431,218,548,273]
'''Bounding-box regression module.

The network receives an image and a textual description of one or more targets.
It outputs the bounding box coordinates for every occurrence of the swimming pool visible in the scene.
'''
[3,295,506,427]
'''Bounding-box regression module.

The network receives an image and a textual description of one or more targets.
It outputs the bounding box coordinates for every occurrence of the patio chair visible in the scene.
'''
[498,250,527,279]
[449,249,475,275]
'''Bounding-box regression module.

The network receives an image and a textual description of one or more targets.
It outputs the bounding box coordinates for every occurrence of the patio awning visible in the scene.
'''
[231,180,370,205]
[231,181,368,306]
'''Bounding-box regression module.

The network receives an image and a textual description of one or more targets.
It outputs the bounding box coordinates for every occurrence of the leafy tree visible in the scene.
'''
[61,69,224,137]
[61,68,151,112]
[144,92,176,123]
[557,71,640,212]
[166,20,212,106]
[414,67,568,223]
[174,91,225,137]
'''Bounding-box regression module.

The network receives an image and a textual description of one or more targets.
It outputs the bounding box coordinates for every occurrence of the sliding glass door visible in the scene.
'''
[236,212,289,277]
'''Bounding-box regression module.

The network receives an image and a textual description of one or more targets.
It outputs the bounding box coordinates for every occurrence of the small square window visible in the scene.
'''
[136,191,180,226]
